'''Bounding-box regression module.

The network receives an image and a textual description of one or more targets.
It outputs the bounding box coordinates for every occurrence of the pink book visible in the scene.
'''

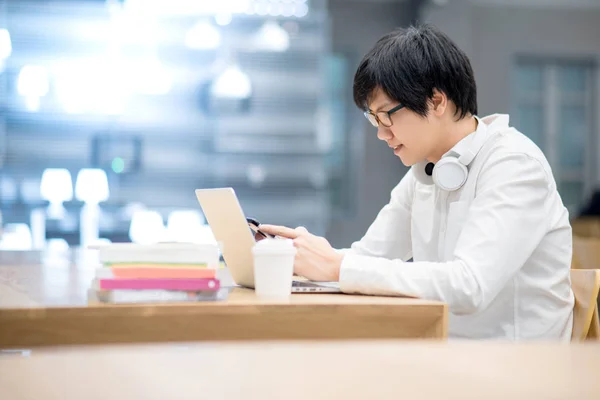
[98,278,220,291]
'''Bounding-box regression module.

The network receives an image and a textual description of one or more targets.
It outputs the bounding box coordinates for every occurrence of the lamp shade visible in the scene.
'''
[75,168,109,203]
[40,168,73,203]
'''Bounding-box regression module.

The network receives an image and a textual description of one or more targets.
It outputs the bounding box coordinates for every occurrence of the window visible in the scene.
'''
[512,59,596,215]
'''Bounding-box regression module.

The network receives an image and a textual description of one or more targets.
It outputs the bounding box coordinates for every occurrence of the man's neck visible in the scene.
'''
[427,115,478,163]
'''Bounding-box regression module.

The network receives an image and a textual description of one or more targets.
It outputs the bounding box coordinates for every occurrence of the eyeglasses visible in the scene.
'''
[363,104,405,128]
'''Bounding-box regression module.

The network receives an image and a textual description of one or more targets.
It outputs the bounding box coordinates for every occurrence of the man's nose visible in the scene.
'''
[376,127,393,141]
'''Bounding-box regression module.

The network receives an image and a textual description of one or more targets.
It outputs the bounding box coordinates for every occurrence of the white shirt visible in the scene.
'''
[339,114,574,340]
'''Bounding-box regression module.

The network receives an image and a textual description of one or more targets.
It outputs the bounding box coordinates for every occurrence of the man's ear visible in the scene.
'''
[429,89,447,117]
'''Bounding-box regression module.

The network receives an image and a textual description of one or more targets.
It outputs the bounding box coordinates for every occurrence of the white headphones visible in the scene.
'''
[412,117,489,192]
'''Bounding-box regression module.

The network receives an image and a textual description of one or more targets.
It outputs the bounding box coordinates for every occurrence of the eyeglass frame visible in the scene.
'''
[363,103,405,128]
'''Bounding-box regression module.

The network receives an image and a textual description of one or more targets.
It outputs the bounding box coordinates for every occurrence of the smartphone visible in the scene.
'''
[246,218,275,241]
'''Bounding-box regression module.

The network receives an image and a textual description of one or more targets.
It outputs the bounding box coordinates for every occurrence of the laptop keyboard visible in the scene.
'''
[292,281,323,288]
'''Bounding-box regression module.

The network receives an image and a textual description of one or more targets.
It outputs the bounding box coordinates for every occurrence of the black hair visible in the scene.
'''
[353,24,477,119]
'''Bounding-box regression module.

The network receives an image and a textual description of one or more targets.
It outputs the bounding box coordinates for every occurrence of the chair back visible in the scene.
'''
[571,269,600,341]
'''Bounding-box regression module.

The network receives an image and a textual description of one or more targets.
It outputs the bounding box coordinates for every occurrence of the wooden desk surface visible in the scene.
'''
[0,250,447,347]
[1,341,599,400]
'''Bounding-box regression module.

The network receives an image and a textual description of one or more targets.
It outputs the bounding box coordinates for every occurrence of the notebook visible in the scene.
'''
[97,243,220,267]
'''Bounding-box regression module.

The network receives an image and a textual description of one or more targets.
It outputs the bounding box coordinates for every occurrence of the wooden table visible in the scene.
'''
[1,341,599,399]
[0,250,448,347]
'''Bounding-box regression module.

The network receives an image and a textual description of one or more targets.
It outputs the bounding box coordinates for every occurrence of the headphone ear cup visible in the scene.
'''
[433,158,468,191]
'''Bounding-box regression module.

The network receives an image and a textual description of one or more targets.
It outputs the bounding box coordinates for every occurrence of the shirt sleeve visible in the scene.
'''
[337,170,415,262]
[339,151,551,315]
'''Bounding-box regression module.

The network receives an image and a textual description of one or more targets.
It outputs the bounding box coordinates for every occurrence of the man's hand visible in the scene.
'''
[258,224,344,282]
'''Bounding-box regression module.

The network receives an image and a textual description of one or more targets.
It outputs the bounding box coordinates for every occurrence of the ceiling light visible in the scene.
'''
[253,21,290,52]
[185,20,221,50]
[212,64,252,99]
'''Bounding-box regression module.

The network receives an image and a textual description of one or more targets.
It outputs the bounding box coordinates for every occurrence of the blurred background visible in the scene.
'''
[0,0,598,251]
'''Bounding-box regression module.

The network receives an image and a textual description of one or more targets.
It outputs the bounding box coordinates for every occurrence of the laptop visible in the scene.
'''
[195,188,341,293]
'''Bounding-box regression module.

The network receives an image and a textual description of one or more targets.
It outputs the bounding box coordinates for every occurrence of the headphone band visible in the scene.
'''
[457,118,488,166]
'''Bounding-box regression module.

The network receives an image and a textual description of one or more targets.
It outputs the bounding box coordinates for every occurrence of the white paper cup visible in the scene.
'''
[252,239,297,298]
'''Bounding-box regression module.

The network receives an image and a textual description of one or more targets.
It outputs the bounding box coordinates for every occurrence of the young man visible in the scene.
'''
[260,25,574,340]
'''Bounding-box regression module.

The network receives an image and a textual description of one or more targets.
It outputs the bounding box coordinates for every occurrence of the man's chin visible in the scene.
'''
[393,146,416,166]
[396,154,415,167]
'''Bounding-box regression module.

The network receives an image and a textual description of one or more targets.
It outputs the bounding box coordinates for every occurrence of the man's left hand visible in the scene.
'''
[258,224,343,282]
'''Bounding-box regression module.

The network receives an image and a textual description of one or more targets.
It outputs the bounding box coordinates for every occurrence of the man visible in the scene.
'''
[260,25,574,340]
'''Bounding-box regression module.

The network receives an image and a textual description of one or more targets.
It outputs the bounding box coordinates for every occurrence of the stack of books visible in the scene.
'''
[90,243,228,304]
